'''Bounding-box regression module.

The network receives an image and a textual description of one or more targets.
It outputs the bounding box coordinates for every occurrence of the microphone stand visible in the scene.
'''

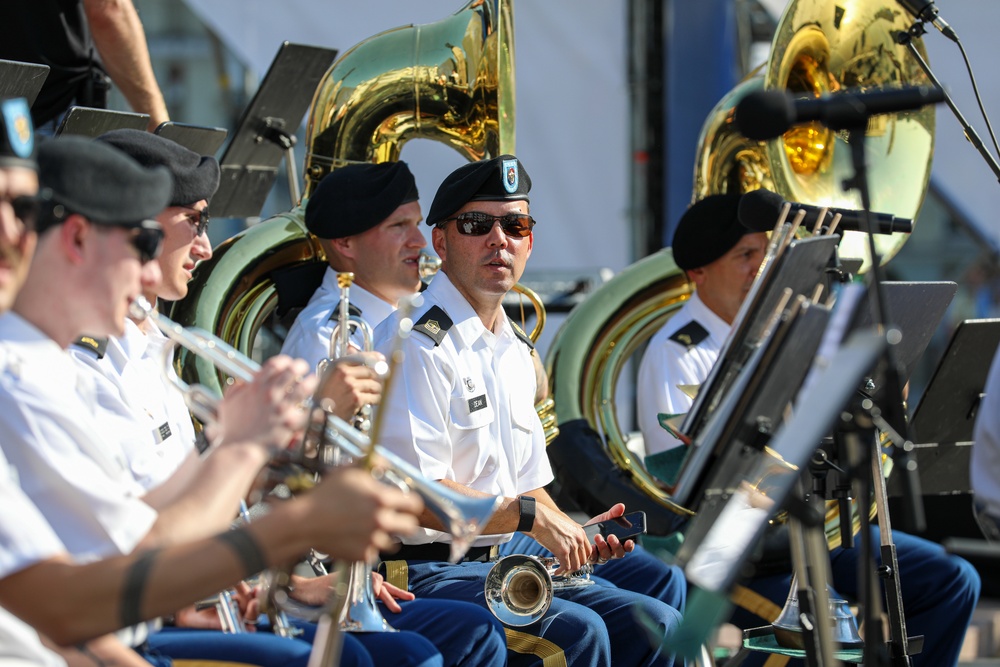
[837,115,924,667]
[895,23,1000,184]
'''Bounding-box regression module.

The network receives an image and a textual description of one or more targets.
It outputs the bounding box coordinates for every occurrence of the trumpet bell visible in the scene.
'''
[484,555,553,627]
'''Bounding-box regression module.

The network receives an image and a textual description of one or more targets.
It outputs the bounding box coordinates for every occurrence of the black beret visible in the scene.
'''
[306,161,418,239]
[672,193,753,271]
[0,98,36,170]
[37,136,172,227]
[426,154,530,226]
[96,129,220,206]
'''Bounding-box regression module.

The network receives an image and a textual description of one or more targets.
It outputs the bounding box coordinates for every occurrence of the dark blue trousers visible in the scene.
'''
[730,527,981,667]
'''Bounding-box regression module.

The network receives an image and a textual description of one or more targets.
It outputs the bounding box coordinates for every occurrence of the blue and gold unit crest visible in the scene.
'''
[502,157,519,194]
[0,98,34,162]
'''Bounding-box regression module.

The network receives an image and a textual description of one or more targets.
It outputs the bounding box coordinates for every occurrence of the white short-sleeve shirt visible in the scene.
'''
[373,272,552,547]
[0,449,67,667]
[636,291,732,456]
[973,345,1000,518]
[69,318,196,490]
[0,313,157,561]
[282,266,396,369]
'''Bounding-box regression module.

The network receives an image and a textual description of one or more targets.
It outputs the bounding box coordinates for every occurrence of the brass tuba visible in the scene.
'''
[546,0,935,540]
[170,0,515,393]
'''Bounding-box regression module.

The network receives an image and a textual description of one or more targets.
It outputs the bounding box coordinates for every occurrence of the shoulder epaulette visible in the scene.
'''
[72,335,109,359]
[668,321,709,350]
[327,299,363,322]
[510,321,535,350]
[412,306,453,346]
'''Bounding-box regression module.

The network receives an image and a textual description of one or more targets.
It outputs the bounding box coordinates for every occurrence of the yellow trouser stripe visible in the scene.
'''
[731,584,782,623]
[504,628,567,667]
[382,559,410,592]
[730,585,789,667]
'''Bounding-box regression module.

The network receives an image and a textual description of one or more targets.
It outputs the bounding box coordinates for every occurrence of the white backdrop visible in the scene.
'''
[182,0,631,276]
[183,0,1000,265]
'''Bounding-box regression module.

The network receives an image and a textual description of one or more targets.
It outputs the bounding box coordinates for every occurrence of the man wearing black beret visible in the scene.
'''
[635,192,980,667]
[374,155,687,667]
[0,115,425,667]
[637,193,767,455]
[282,160,508,667]
[282,160,426,364]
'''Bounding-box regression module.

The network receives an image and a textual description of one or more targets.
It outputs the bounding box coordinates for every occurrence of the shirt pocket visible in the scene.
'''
[450,390,495,430]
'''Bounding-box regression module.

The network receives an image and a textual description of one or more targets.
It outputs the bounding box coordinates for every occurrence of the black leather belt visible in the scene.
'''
[387,543,499,563]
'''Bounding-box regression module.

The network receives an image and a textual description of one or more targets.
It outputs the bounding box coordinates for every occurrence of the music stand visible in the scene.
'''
[887,318,1000,497]
[212,43,339,218]
[154,121,228,156]
[672,298,832,510]
[656,330,886,661]
[55,106,148,137]
[681,234,840,442]
[849,281,957,385]
[0,59,49,106]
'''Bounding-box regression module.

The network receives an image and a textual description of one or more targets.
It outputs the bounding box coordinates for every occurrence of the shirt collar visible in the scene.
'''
[688,290,733,346]
[321,266,397,328]
[424,271,516,350]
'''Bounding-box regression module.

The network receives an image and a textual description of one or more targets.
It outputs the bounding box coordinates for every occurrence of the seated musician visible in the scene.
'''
[636,193,981,667]
[0,97,422,667]
[374,155,689,667]
[68,126,505,667]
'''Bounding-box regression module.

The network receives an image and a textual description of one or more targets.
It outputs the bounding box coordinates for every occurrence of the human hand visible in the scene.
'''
[216,356,316,454]
[314,351,386,421]
[529,504,591,575]
[583,503,635,565]
[306,467,423,563]
[371,570,414,613]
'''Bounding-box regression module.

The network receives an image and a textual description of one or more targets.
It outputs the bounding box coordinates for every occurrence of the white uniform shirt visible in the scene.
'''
[69,318,196,489]
[373,272,553,547]
[0,449,67,667]
[973,346,1000,518]
[636,291,731,455]
[0,313,157,562]
[282,267,395,369]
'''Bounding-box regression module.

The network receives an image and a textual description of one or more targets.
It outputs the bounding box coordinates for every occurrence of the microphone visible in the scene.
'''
[897,0,958,42]
[738,188,913,235]
[734,85,945,140]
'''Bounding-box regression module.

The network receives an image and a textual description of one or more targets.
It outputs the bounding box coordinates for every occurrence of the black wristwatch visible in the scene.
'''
[516,495,536,533]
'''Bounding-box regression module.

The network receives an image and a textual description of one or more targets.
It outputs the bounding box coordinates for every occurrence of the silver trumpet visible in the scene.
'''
[128,296,256,424]
[484,555,596,627]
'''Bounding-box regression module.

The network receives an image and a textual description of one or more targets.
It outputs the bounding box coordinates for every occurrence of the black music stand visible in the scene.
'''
[671,298,832,510]
[887,318,1000,497]
[212,43,339,219]
[681,234,840,442]
[55,106,148,137]
[654,330,887,661]
[0,59,49,106]
[154,121,228,156]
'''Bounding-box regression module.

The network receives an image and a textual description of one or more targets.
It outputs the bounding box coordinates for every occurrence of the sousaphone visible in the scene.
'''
[546,0,934,541]
[170,0,515,392]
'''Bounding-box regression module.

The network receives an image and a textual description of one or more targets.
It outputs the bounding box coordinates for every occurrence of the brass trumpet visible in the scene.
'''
[484,555,596,627]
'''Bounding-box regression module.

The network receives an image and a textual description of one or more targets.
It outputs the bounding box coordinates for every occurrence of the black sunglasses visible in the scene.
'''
[179,205,210,237]
[1,194,41,231]
[127,220,165,263]
[439,211,535,238]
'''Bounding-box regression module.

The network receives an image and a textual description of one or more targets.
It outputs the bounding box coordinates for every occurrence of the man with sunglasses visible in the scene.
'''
[373,155,687,667]
[0,103,425,667]
[279,161,508,667]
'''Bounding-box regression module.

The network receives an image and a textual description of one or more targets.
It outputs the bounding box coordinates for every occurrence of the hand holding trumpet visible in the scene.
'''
[528,501,635,575]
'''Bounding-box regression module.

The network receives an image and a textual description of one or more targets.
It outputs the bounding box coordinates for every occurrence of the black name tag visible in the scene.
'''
[468,394,488,413]
[155,422,172,443]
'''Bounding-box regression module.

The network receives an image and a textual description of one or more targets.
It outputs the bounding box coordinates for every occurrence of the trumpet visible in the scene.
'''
[128,296,256,424]
[484,554,596,627]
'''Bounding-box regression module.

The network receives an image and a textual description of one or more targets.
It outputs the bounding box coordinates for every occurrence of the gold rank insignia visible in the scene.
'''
[425,320,441,335]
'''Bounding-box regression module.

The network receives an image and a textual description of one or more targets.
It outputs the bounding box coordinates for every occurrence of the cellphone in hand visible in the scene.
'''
[585,510,647,543]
